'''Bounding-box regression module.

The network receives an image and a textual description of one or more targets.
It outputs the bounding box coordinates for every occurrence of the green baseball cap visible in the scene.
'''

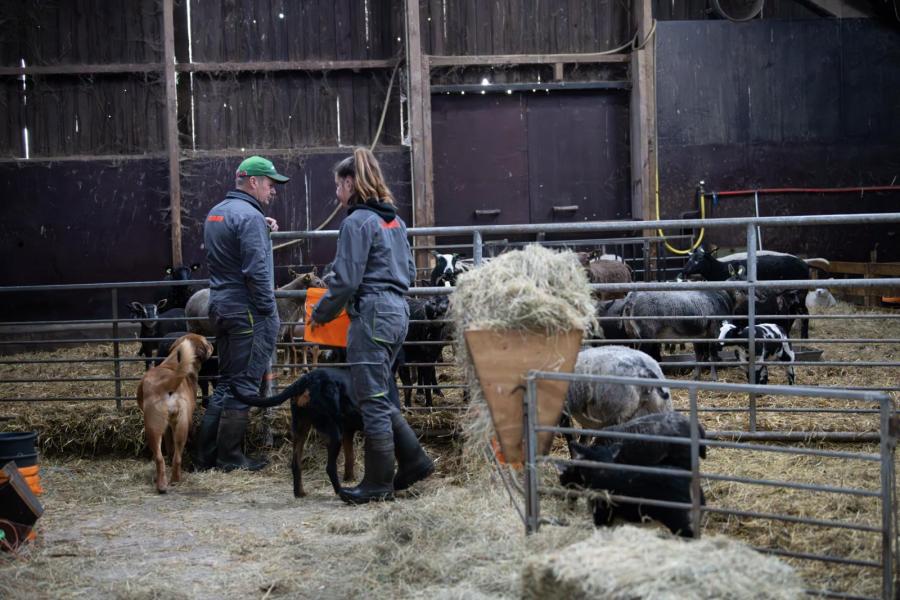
[235,156,290,183]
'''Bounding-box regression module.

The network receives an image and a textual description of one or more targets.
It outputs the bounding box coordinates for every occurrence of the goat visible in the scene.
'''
[129,300,187,369]
[399,295,451,407]
[229,368,399,498]
[561,346,672,441]
[136,333,213,493]
[718,321,796,385]
[559,442,702,538]
[621,290,735,379]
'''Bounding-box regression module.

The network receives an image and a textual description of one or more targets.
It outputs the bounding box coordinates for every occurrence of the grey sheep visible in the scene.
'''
[563,346,672,433]
[621,289,735,379]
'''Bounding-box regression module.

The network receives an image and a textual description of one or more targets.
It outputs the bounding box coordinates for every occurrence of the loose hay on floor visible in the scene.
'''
[521,526,805,599]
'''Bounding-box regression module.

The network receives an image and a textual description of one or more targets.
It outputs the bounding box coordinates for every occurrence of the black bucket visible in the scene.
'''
[0,432,39,468]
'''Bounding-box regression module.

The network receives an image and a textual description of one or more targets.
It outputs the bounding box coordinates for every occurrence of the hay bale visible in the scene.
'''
[448,246,597,464]
[522,526,805,600]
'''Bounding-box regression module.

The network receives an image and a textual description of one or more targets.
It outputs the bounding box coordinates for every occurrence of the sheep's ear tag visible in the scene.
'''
[464,328,583,466]
[728,264,736,277]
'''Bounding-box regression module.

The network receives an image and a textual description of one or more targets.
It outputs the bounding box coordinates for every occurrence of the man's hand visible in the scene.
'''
[307,317,322,332]
[265,217,279,232]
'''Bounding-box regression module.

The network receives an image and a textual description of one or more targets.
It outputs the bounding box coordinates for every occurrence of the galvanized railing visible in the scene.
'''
[519,371,897,600]
[1,212,899,424]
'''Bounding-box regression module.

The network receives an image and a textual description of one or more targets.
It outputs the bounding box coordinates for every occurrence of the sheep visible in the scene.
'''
[621,289,735,379]
[399,294,451,407]
[718,321,796,385]
[586,411,707,470]
[562,346,672,438]
[806,288,837,310]
[592,299,628,341]
[584,259,632,301]
[128,300,187,369]
[558,441,702,538]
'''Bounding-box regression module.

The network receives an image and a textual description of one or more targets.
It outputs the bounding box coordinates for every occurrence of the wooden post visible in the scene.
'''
[163,0,183,267]
[405,0,435,270]
[630,0,656,234]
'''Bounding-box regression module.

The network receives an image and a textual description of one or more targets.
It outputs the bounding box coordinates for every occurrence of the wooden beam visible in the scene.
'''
[175,59,398,73]
[630,0,656,233]
[0,59,398,78]
[827,261,900,277]
[405,0,435,269]
[427,52,630,68]
[162,0,182,267]
[0,64,163,76]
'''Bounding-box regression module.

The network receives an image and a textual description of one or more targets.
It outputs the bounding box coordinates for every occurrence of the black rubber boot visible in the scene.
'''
[216,409,268,472]
[193,405,222,471]
[391,412,434,491]
[338,433,395,505]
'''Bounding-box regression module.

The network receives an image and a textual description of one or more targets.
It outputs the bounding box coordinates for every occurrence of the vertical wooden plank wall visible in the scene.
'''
[162,0,182,266]
[630,0,656,226]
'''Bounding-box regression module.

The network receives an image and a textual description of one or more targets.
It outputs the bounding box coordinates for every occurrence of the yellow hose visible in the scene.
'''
[655,164,705,256]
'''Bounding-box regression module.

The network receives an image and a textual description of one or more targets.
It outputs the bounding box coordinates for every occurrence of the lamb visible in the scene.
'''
[718,321,796,385]
[562,346,672,437]
[806,288,837,310]
[621,289,735,379]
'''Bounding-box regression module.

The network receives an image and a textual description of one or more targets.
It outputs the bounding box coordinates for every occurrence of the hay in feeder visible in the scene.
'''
[448,246,596,463]
[521,526,805,600]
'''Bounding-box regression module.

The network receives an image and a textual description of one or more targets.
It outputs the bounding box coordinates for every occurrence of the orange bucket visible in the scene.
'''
[304,287,350,348]
[0,464,43,496]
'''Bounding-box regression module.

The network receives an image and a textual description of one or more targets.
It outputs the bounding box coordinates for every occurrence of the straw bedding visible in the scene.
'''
[521,526,805,599]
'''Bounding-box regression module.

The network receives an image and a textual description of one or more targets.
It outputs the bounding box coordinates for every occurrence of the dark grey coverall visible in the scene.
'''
[313,200,416,436]
[204,190,280,411]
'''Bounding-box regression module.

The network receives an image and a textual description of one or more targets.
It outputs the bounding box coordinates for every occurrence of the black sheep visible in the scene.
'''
[559,442,703,538]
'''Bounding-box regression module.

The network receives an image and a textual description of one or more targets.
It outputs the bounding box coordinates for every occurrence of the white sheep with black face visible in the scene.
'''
[564,346,672,432]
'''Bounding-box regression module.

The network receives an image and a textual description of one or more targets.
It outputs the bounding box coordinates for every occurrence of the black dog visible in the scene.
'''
[230,368,399,498]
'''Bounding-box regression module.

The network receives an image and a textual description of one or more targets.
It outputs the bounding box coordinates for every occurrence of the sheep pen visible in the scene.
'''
[0,300,898,596]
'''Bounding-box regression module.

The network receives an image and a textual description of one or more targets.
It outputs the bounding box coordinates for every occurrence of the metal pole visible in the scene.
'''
[878,395,895,599]
[523,376,540,534]
[746,223,758,432]
[260,350,277,449]
[473,230,483,266]
[643,239,651,282]
[753,191,763,250]
[689,387,702,538]
[111,288,122,410]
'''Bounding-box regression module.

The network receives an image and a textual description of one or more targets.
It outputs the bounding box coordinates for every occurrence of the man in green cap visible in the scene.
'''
[195,156,290,472]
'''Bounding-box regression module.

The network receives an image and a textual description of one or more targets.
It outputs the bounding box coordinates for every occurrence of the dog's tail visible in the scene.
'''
[163,340,198,395]
[229,372,313,408]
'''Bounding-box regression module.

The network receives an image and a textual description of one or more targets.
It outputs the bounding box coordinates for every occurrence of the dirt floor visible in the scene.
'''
[1,301,898,598]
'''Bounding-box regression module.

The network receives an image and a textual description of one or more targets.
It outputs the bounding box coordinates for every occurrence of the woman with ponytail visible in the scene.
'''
[309,147,434,504]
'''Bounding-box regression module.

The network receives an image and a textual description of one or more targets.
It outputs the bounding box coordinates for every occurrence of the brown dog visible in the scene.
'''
[136,333,213,493]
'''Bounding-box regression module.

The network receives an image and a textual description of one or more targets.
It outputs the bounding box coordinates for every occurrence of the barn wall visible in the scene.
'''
[0,149,410,320]
[656,19,900,261]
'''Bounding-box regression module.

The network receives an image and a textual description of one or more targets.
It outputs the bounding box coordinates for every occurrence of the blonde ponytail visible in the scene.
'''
[334,147,394,205]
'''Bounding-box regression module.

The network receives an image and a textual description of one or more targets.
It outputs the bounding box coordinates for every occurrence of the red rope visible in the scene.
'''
[714,185,900,197]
